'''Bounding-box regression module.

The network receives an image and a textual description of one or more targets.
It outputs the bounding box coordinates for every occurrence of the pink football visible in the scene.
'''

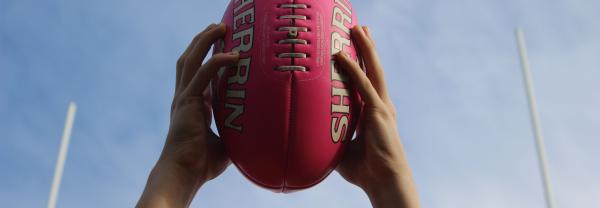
[212,0,361,192]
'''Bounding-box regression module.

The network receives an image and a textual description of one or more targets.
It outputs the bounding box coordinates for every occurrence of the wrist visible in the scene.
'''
[154,158,207,186]
[361,169,419,208]
[137,160,206,208]
[362,176,402,208]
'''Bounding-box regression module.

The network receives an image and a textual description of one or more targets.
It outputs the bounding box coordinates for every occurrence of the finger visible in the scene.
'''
[202,87,213,125]
[182,52,239,97]
[178,24,218,70]
[180,23,227,90]
[176,23,218,93]
[208,131,232,179]
[334,52,382,107]
[209,131,229,160]
[352,25,390,102]
[362,26,376,46]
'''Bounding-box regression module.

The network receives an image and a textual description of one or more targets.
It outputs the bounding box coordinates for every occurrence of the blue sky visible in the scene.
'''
[1,0,599,207]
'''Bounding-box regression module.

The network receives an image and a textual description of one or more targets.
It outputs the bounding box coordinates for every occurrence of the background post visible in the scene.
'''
[47,102,77,208]
[516,28,556,208]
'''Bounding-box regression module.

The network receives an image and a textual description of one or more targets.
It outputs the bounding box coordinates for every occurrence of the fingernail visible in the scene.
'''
[228,51,239,56]
[335,51,347,58]
[215,23,225,29]
[363,26,370,34]
[203,24,217,33]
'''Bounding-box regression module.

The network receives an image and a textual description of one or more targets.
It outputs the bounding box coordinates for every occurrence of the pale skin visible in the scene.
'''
[136,23,419,208]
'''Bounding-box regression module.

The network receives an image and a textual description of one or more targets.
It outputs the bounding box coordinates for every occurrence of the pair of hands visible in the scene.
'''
[137,23,419,208]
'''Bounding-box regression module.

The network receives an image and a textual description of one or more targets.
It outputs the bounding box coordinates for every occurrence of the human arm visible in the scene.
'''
[334,25,420,208]
[136,23,239,208]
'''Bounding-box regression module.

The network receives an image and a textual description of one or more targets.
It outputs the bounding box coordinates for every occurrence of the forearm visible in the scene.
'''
[137,160,205,208]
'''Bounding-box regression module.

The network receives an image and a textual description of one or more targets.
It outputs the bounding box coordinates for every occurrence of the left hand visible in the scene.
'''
[137,23,239,208]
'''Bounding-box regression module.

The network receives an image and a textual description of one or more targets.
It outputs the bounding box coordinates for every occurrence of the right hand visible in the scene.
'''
[137,23,238,208]
[334,25,420,208]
